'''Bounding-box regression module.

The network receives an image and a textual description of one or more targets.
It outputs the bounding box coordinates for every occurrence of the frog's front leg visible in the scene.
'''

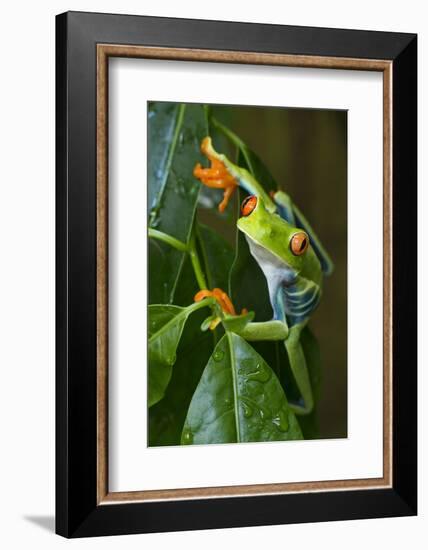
[240,320,288,341]
[194,289,313,414]
[194,288,288,340]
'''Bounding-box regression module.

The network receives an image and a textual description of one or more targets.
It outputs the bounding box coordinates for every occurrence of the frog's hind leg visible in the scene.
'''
[284,324,314,415]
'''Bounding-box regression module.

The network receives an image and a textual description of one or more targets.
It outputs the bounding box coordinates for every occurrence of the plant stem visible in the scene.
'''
[188,229,208,290]
[211,116,245,149]
[211,116,254,175]
[186,296,215,314]
[148,227,208,291]
[148,228,188,252]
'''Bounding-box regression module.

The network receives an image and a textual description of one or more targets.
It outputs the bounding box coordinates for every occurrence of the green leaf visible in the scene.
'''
[265,326,321,439]
[148,102,179,212]
[148,308,214,446]
[181,333,303,444]
[148,299,212,407]
[196,223,234,291]
[172,253,200,307]
[221,310,255,333]
[148,102,208,304]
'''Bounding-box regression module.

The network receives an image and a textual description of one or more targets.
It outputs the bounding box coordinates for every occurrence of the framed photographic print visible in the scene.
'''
[56,11,417,537]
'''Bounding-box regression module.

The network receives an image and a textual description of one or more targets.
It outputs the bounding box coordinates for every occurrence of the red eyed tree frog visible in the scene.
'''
[193,137,334,415]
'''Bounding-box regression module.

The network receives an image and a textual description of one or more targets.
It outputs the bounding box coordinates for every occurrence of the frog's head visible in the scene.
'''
[237,195,309,273]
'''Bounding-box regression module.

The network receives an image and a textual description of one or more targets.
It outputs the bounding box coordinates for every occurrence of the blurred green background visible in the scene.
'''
[200,104,348,439]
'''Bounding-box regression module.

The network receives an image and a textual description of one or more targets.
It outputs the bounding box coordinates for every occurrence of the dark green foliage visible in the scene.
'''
[148,103,208,304]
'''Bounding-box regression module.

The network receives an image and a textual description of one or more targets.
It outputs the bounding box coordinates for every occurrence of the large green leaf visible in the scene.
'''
[148,102,208,304]
[268,326,321,439]
[181,333,303,444]
[148,309,214,446]
[148,300,211,407]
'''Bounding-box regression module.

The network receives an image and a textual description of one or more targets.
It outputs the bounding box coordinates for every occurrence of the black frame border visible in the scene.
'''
[56,11,417,538]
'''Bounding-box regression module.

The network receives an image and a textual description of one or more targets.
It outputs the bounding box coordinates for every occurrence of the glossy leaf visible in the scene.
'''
[148,102,208,304]
[181,333,303,444]
[172,253,200,307]
[148,300,211,407]
[268,326,321,439]
[221,310,255,333]
[148,309,214,446]
[196,223,234,291]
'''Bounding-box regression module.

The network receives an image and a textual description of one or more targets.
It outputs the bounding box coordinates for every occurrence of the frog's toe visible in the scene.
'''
[194,137,238,212]
[218,185,236,213]
[194,287,237,316]
[193,163,222,182]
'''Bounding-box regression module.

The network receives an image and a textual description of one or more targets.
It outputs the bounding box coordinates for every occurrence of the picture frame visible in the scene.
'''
[56,11,417,538]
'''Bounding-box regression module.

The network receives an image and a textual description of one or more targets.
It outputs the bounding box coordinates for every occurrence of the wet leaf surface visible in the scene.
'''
[148,300,211,407]
[148,103,208,304]
[181,333,303,444]
[148,309,214,446]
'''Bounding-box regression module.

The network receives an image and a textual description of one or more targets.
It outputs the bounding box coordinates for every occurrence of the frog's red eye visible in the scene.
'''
[241,195,257,216]
[290,232,309,256]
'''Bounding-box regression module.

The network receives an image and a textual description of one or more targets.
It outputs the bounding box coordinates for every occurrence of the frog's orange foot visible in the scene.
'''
[194,288,237,316]
[194,287,248,324]
[195,288,249,330]
[193,137,238,213]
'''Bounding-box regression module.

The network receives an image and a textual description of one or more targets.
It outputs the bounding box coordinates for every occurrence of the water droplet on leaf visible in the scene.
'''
[213,349,224,362]
[238,358,254,376]
[182,429,193,444]
[246,363,271,383]
[272,409,289,432]
[259,406,271,420]
[241,401,253,418]
[166,354,176,366]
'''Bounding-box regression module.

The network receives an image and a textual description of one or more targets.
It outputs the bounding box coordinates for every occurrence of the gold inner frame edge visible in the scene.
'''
[96,44,393,505]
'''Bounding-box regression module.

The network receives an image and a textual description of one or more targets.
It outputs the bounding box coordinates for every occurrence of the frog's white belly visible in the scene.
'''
[245,236,295,322]
[245,235,320,325]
